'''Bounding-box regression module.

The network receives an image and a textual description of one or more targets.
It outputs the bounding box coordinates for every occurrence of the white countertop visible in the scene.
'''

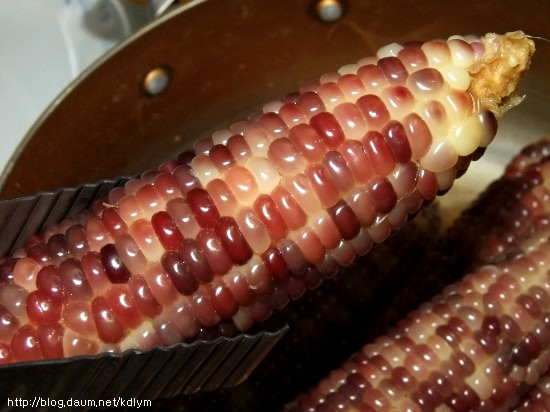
[0,0,146,177]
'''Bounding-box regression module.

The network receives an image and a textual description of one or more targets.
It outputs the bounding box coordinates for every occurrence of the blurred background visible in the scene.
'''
[0,0,153,179]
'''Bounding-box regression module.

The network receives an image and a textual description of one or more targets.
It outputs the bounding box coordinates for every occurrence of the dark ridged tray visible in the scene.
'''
[0,177,130,256]
[0,181,288,410]
[0,326,288,412]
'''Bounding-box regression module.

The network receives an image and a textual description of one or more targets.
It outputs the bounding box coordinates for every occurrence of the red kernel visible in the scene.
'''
[11,324,43,362]
[91,297,125,344]
[151,211,185,251]
[37,323,64,359]
[310,112,345,148]
[26,290,62,325]
[186,188,220,229]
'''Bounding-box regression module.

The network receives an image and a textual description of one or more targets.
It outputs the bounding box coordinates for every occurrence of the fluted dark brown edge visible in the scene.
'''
[0,325,288,412]
[0,178,132,257]
[0,180,288,410]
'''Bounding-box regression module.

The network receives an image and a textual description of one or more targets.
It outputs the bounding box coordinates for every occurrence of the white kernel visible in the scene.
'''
[337,63,359,75]
[319,71,340,84]
[190,154,220,186]
[118,329,139,352]
[448,39,475,68]
[465,371,493,401]
[446,116,482,156]
[243,126,271,157]
[232,306,253,331]
[441,65,470,90]
[376,42,403,58]
[212,128,232,145]
[263,100,284,114]
[245,156,280,193]
[415,100,449,140]
[420,139,458,173]
[447,35,466,41]
[357,56,377,66]
[421,41,451,67]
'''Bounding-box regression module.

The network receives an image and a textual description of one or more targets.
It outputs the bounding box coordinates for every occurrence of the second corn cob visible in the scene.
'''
[286,139,550,412]
[0,31,534,364]
[512,371,550,412]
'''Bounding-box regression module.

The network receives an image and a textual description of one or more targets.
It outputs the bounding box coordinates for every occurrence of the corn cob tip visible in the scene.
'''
[468,31,535,118]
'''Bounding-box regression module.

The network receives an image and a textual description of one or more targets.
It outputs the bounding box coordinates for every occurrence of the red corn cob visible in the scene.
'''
[0,31,534,364]
[286,140,550,412]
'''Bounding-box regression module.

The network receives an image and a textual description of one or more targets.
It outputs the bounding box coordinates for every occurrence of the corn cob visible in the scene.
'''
[512,371,550,412]
[285,141,550,412]
[0,32,534,364]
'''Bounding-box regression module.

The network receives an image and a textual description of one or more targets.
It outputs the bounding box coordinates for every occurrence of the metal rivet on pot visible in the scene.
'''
[316,0,344,22]
[143,67,171,97]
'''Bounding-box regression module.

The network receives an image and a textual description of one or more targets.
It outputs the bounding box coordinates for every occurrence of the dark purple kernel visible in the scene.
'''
[366,177,398,214]
[47,234,68,260]
[186,187,220,229]
[338,382,361,403]
[471,147,486,161]
[448,317,469,338]
[65,224,89,255]
[316,401,336,412]
[436,324,460,347]
[100,244,131,283]
[176,149,195,166]
[36,265,65,302]
[324,392,348,411]
[347,372,368,389]
[479,110,498,142]
[495,353,513,375]
[451,351,475,376]
[511,333,541,366]
[523,332,542,358]
[216,319,238,337]
[279,240,309,277]
[209,144,236,173]
[173,165,201,195]
[382,121,412,163]
[328,200,360,241]
[26,242,52,265]
[322,150,355,193]
[215,217,253,265]
[261,246,290,283]
[428,371,453,398]
[482,315,501,335]
[161,251,198,295]
[391,366,417,391]
[370,354,391,372]
[474,330,498,354]
[178,239,213,284]
[516,294,542,318]
[0,259,17,284]
[411,381,444,412]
